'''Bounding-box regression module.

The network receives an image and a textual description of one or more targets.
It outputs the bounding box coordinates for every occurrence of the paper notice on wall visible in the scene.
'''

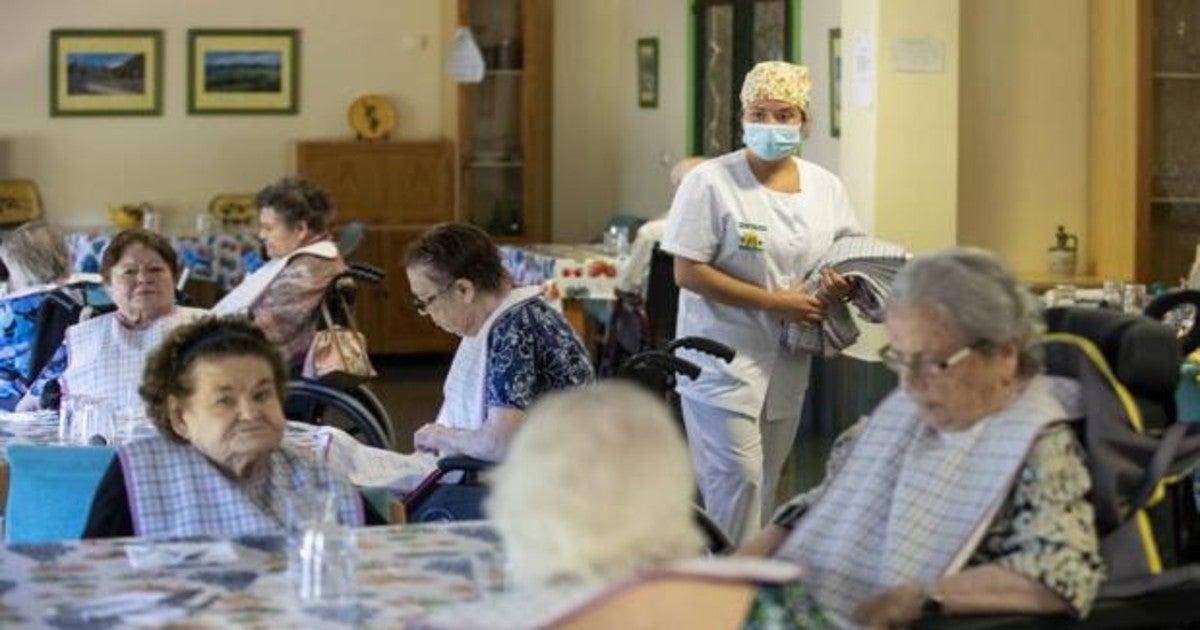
[892,38,945,73]
[851,31,876,109]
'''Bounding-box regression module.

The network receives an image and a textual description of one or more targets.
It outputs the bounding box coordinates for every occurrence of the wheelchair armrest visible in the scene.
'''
[437,455,495,473]
[348,262,385,284]
[666,336,736,363]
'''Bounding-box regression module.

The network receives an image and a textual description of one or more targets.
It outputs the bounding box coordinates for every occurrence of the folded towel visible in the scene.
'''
[784,236,909,356]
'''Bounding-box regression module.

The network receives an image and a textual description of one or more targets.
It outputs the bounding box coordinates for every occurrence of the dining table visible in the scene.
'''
[0,520,505,628]
[498,243,621,341]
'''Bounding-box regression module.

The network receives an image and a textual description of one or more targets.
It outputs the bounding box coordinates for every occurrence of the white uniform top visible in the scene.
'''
[661,151,863,417]
[63,306,207,409]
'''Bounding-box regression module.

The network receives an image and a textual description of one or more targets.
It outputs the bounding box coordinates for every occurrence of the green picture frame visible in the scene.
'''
[637,37,659,109]
[187,29,300,115]
[50,29,163,117]
[830,28,842,138]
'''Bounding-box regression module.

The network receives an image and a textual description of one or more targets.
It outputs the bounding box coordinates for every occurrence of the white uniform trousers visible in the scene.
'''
[680,393,804,544]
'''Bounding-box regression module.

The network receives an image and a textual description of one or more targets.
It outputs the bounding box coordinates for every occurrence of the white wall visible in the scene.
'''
[613,0,692,224]
[550,1,622,242]
[0,0,444,232]
[800,0,842,173]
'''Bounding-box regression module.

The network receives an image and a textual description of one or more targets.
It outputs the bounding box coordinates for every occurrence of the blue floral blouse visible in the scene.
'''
[485,298,593,410]
[0,282,106,410]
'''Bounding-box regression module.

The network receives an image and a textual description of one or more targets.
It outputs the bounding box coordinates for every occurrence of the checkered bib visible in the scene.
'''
[120,435,363,538]
[776,375,1080,621]
[62,307,207,409]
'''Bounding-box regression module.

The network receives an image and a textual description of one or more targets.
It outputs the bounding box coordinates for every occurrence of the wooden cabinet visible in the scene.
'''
[297,140,459,355]
[1090,0,1200,283]
[456,0,552,242]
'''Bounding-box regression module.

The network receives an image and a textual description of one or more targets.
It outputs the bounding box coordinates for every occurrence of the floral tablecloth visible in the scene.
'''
[499,244,619,301]
[66,230,264,291]
[0,521,505,628]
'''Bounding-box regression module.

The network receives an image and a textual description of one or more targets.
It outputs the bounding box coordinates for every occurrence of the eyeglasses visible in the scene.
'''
[877,342,980,379]
[410,284,453,315]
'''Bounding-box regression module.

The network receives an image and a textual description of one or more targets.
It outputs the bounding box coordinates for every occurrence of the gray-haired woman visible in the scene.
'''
[213,176,346,369]
[0,221,101,410]
[741,247,1104,627]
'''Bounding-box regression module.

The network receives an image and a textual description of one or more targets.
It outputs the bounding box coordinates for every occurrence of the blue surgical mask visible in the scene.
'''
[742,122,802,161]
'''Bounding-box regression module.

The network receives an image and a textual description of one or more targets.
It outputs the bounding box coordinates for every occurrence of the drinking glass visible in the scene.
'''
[284,488,358,603]
[59,396,115,445]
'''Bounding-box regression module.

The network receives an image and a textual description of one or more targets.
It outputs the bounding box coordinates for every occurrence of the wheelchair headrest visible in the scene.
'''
[1044,307,1181,401]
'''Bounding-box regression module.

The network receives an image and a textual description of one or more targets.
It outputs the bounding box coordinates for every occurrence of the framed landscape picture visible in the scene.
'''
[50,29,163,116]
[188,29,299,114]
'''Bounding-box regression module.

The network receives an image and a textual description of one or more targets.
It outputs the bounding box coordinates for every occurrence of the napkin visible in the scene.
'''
[125,541,238,570]
[45,588,219,627]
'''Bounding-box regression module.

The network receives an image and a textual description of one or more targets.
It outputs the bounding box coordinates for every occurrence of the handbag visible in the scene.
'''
[302,299,377,388]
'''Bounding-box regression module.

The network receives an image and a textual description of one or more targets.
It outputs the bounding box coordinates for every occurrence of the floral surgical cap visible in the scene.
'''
[739,61,812,113]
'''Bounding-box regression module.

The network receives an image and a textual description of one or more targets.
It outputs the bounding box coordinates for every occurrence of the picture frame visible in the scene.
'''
[637,37,659,109]
[187,29,299,115]
[830,28,842,138]
[50,29,163,117]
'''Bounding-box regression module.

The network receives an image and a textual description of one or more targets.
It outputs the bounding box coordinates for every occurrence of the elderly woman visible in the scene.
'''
[662,60,865,543]
[19,229,206,410]
[0,221,103,410]
[740,248,1104,627]
[84,317,380,537]
[404,222,593,461]
[213,176,345,368]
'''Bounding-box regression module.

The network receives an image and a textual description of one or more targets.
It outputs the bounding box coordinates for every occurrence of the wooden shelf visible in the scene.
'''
[1151,197,1200,204]
[1153,71,1200,79]
[467,161,524,169]
[458,0,552,242]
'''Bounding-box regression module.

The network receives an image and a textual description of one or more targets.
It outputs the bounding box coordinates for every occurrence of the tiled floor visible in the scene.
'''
[366,353,834,505]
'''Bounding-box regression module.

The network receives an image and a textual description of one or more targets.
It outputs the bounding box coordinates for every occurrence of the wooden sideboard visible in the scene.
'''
[297,140,459,355]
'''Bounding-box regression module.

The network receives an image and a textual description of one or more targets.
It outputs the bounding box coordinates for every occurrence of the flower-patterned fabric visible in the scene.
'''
[739,61,812,112]
[485,298,593,410]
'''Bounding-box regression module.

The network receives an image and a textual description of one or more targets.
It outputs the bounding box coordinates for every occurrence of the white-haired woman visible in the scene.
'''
[416,382,832,629]
[662,60,865,543]
[742,248,1104,627]
[0,221,102,410]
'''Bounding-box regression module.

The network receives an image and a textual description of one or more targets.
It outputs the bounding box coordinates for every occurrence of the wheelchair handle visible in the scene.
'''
[619,351,703,381]
[347,262,385,284]
[666,336,736,363]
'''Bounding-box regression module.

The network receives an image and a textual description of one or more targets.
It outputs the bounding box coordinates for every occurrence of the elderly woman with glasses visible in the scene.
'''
[403,222,593,462]
[740,247,1104,627]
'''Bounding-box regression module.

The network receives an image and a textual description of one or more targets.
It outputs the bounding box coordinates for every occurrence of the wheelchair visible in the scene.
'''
[402,335,739,555]
[919,303,1200,629]
[282,262,396,450]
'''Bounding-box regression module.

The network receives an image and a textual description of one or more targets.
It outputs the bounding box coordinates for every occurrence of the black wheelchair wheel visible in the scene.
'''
[285,380,392,449]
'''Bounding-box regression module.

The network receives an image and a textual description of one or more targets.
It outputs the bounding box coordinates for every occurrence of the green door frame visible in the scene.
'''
[687,0,802,155]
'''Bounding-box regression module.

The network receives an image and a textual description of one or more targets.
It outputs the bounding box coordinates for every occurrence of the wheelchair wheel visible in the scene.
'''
[285,380,392,449]
[345,384,396,448]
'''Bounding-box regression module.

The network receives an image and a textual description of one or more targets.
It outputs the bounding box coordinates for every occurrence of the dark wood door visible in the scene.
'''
[355,228,457,355]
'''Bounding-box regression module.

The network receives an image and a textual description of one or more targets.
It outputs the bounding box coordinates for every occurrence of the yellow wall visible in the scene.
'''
[958,0,1089,275]
[1,0,1093,265]
[874,0,960,253]
[0,0,446,232]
